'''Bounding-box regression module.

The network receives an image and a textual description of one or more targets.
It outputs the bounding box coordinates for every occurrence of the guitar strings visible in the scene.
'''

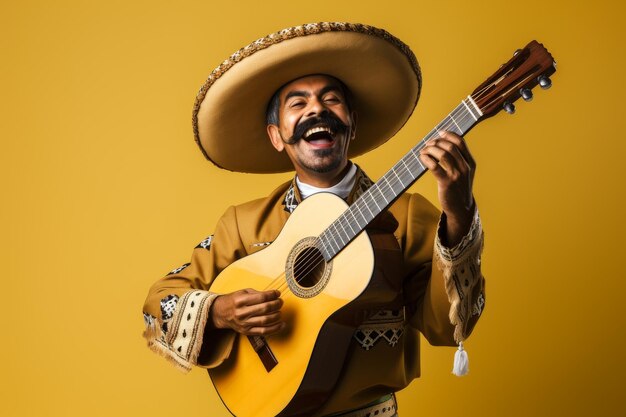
[276,100,480,287]
[251,93,491,296]
[268,103,482,299]
[274,81,524,294]
[273,102,483,295]
[276,111,479,297]
[273,89,516,299]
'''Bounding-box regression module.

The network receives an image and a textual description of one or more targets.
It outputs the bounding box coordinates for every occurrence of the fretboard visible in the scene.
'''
[318,96,483,261]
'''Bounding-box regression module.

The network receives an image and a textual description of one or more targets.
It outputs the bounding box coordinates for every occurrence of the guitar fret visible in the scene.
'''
[370,188,384,210]
[391,167,405,189]
[448,114,462,134]
[400,158,415,179]
[328,227,341,253]
[352,200,369,226]
[466,95,483,118]
[378,179,390,201]
[376,185,390,204]
[320,98,480,261]
[333,223,347,246]
[343,212,357,235]
[320,244,330,261]
[335,217,349,242]
[410,149,425,170]
[462,98,479,121]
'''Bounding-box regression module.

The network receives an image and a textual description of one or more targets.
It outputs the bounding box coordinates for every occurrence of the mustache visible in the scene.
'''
[283,113,349,145]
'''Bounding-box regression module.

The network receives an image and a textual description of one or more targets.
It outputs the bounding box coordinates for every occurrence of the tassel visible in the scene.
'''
[452,341,469,376]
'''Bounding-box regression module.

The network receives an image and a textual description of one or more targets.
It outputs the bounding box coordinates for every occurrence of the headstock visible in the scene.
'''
[471,40,556,118]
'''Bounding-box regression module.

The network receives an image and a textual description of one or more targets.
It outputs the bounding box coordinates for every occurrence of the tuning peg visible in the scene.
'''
[520,88,533,102]
[538,75,552,89]
[503,102,516,114]
[513,49,522,56]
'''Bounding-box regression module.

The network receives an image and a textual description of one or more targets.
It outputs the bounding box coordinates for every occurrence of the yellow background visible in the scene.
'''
[2,0,624,416]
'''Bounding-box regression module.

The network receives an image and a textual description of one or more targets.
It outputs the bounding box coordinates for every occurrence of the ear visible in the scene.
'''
[350,110,358,140]
[267,124,285,152]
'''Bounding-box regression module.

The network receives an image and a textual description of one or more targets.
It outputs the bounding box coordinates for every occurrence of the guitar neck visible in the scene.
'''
[318,96,483,261]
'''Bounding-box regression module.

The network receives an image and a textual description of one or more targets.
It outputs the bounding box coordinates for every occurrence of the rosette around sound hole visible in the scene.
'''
[285,237,332,298]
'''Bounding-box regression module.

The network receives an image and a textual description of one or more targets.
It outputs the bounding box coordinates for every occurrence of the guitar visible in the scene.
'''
[208,40,556,417]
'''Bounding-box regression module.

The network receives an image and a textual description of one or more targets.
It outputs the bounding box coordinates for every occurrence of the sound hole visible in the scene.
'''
[293,246,326,289]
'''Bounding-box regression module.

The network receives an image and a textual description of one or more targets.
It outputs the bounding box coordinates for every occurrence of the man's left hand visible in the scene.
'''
[419,131,476,247]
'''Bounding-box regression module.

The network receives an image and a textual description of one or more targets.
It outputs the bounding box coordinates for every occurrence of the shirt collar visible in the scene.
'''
[282,163,374,214]
[295,163,358,200]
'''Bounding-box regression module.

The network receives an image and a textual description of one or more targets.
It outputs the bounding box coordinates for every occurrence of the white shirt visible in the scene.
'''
[295,163,357,200]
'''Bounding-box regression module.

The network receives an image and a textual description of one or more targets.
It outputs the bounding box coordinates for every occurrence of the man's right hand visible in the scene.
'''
[210,289,285,336]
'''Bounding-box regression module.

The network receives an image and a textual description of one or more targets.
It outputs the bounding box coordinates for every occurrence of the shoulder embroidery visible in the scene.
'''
[195,235,214,250]
[353,168,374,199]
[283,166,373,212]
[283,183,298,213]
[353,309,405,350]
[167,263,190,276]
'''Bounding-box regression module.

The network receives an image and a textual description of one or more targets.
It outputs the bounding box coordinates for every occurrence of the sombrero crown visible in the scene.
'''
[192,22,421,173]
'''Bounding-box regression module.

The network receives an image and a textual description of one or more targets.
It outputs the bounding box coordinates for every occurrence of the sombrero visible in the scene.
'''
[192,22,421,173]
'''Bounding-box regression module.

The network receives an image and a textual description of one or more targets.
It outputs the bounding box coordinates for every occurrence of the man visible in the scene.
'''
[143,23,485,417]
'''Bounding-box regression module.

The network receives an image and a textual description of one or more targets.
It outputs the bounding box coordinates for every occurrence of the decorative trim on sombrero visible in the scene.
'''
[192,22,421,173]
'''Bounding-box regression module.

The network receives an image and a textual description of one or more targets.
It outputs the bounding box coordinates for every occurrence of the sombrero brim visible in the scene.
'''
[192,22,421,173]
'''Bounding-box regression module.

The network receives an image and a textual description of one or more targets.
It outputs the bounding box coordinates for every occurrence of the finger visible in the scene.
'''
[246,322,286,336]
[236,298,284,320]
[429,137,470,174]
[418,152,447,180]
[439,131,475,169]
[420,143,461,174]
[245,311,283,328]
[234,289,281,307]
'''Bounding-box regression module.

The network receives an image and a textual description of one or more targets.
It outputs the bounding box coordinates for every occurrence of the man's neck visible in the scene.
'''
[296,163,357,200]
[295,162,352,188]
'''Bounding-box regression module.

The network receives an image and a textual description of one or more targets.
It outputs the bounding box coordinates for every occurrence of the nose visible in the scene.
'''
[305,97,328,118]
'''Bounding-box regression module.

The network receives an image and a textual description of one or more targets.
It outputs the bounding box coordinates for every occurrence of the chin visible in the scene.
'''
[306,158,344,174]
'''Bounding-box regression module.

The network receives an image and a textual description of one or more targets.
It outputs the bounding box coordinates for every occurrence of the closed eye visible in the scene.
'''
[289,100,306,108]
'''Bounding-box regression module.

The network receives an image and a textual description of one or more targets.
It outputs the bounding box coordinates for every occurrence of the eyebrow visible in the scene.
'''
[284,90,310,101]
[283,85,343,102]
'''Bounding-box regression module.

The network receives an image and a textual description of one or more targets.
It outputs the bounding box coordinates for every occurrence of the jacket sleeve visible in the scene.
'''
[142,206,246,372]
[401,194,485,346]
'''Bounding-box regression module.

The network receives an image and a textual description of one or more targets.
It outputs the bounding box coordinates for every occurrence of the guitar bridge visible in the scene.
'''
[247,335,278,372]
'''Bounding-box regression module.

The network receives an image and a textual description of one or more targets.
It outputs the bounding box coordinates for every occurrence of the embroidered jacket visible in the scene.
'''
[142,166,485,415]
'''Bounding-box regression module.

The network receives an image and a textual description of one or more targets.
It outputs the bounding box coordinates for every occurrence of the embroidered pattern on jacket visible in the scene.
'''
[282,166,373,214]
[283,184,297,213]
[436,211,481,262]
[167,263,190,276]
[160,295,179,320]
[160,294,179,334]
[435,209,485,342]
[353,168,374,199]
[143,312,156,327]
[250,241,272,248]
[354,309,405,350]
[473,292,485,316]
[195,235,213,250]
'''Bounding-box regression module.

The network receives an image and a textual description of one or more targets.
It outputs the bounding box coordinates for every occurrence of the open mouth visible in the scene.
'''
[303,125,335,147]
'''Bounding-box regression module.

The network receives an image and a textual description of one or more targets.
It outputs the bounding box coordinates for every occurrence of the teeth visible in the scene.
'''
[304,126,332,139]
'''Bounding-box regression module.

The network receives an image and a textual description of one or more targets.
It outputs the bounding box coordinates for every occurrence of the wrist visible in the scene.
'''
[208,295,225,329]
[442,200,476,247]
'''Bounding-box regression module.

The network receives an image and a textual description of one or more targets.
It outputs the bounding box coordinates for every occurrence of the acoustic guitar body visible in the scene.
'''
[208,192,375,417]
